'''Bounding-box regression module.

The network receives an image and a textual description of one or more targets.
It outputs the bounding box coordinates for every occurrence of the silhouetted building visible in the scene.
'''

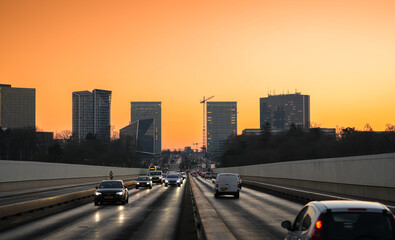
[260,93,310,131]
[207,101,237,156]
[72,89,111,143]
[120,119,155,155]
[0,84,35,129]
[131,102,161,155]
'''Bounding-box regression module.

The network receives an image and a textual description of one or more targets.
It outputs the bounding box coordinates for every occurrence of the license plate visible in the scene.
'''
[104,196,114,199]
[220,187,228,191]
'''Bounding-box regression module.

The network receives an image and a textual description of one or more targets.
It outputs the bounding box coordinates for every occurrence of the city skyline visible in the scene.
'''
[1,0,395,150]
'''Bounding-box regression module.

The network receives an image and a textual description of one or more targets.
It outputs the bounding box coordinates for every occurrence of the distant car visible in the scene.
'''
[204,172,212,179]
[180,172,187,180]
[236,174,242,189]
[214,173,241,198]
[149,170,164,184]
[281,200,395,240]
[136,176,152,189]
[94,180,128,205]
[165,174,182,187]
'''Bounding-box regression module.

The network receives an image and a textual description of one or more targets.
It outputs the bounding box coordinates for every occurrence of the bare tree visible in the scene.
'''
[385,124,395,132]
[363,123,373,132]
[55,130,72,140]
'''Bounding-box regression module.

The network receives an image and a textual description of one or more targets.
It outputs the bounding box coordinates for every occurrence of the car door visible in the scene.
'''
[287,206,314,240]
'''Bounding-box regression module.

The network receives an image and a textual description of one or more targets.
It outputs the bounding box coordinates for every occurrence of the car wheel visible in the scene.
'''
[136,186,139,189]
[214,193,219,198]
[177,184,180,187]
[165,184,168,187]
[234,192,240,199]
[149,185,152,189]
[94,201,99,206]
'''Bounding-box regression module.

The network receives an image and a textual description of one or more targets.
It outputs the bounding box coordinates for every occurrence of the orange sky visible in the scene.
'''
[1,0,394,150]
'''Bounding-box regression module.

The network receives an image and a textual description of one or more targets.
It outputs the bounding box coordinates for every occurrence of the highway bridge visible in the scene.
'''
[0,153,394,240]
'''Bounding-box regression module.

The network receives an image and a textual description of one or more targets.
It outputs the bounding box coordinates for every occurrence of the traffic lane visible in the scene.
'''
[0,183,184,240]
[0,178,137,206]
[194,176,303,240]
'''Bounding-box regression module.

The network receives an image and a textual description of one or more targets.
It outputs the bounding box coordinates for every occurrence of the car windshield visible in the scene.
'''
[99,181,123,189]
[138,177,149,181]
[150,171,161,176]
[167,174,179,178]
[324,212,394,239]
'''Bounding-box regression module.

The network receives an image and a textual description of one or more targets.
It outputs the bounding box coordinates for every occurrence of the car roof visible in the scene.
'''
[217,173,238,176]
[101,180,123,183]
[311,200,389,213]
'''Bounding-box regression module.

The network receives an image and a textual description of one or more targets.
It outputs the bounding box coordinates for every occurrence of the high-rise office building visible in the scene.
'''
[260,93,310,131]
[0,84,35,129]
[72,89,111,143]
[206,101,237,156]
[120,118,155,154]
[130,102,161,154]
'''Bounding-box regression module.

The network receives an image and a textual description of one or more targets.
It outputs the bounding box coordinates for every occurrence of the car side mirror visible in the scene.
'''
[281,220,292,230]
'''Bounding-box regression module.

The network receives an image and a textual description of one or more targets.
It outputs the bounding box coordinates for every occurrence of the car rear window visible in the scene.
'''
[218,175,237,182]
[138,177,149,181]
[324,212,394,239]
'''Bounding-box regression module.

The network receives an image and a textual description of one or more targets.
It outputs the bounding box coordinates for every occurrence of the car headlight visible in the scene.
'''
[116,192,123,195]
[95,192,101,196]
[176,179,180,183]
[165,180,168,183]
[137,182,140,185]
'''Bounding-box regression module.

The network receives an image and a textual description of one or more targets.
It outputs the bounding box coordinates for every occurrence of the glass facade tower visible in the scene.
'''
[206,101,237,156]
[72,89,111,143]
[130,102,161,155]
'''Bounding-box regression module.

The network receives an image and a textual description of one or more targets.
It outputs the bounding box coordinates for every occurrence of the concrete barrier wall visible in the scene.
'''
[213,153,395,202]
[0,160,147,191]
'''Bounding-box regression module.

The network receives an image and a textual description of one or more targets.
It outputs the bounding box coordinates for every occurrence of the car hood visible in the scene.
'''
[96,188,124,193]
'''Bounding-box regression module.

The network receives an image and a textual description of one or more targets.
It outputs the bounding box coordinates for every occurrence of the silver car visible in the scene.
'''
[135,176,152,189]
[281,200,395,240]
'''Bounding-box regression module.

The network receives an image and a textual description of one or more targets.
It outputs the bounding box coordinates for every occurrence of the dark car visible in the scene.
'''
[94,180,129,205]
[136,176,152,189]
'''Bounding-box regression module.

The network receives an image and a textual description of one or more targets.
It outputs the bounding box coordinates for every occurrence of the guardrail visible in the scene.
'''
[189,177,236,240]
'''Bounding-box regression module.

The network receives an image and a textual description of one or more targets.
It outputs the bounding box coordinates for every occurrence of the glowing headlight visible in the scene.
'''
[95,192,101,196]
[165,180,169,183]
[116,192,123,195]
[137,182,140,185]
[176,179,180,183]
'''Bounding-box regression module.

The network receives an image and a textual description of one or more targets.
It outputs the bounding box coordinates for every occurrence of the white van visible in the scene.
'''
[214,173,240,198]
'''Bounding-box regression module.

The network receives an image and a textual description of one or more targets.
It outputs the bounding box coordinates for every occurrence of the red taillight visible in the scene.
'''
[315,220,322,229]
[311,214,324,240]
[216,182,218,187]
[237,182,241,188]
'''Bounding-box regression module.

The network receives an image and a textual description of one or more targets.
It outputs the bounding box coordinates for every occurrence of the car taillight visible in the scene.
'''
[237,182,241,188]
[216,182,218,187]
[311,213,324,240]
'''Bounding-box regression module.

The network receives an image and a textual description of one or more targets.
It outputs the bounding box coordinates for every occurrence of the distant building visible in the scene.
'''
[131,102,161,155]
[260,93,310,131]
[0,84,35,129]
[120,119,155,155]
[242,129,261,136]
[207,101,237,156]
[72,89,111,143]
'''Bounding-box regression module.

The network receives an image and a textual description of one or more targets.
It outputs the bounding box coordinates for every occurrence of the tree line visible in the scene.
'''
[0,128,143,167]
[219,123,395,167]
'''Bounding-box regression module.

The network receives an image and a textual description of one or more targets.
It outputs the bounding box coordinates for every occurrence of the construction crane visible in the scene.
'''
[200,95,214,155]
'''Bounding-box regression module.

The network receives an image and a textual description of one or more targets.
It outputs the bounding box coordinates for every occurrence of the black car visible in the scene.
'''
[94,180,129,205]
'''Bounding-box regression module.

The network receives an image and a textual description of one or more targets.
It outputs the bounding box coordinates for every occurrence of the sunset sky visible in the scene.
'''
[1,0,394,150]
